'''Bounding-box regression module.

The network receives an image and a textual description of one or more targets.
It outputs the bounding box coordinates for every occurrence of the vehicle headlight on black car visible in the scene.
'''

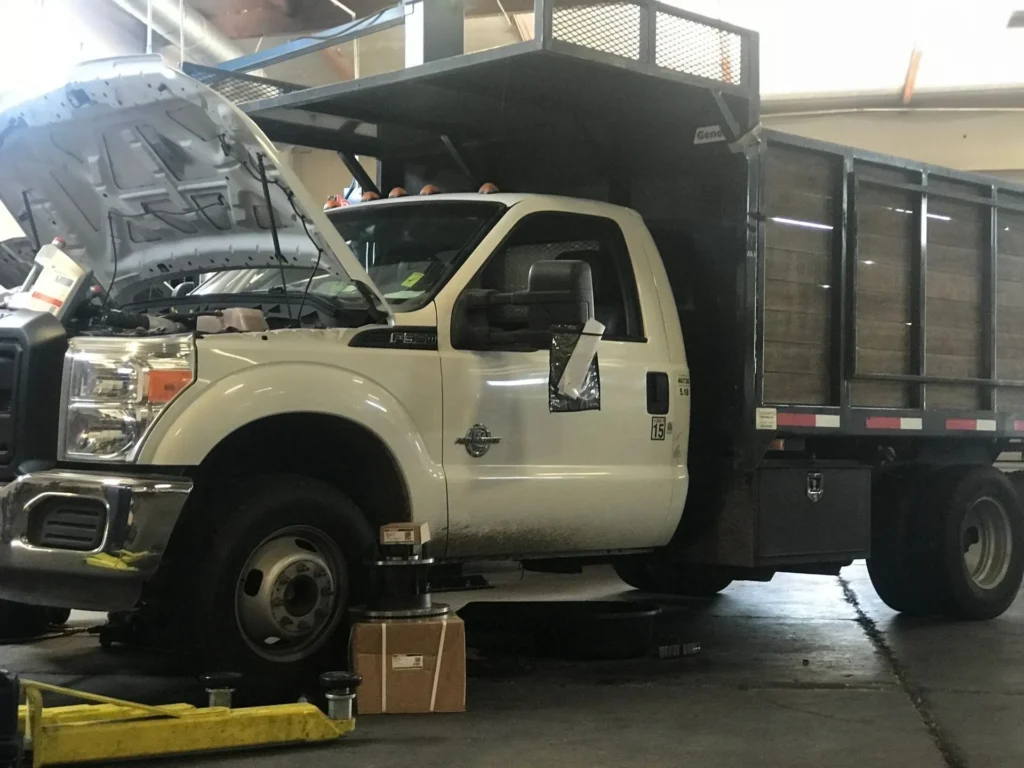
[60,335,196,461]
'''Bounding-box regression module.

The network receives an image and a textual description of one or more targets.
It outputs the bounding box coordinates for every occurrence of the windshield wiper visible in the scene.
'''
[123,290,382,327]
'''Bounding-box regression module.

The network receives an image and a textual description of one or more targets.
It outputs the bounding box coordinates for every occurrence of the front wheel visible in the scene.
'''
[182,475,374,681]
[614,556,732,597]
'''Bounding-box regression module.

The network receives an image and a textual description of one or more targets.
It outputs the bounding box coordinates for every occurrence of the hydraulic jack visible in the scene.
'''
[0,669,361,767]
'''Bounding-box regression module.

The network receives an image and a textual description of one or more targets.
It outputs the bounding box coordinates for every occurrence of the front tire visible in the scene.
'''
[183,475,374,681]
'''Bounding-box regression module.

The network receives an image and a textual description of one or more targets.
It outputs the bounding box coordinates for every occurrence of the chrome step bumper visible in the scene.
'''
[0,470,191,610]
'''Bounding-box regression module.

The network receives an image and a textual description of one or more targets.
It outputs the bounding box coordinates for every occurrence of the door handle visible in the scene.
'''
[647,372,669,415]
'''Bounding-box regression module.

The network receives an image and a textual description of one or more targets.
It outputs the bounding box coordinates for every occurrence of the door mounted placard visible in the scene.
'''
[549,329,600,412]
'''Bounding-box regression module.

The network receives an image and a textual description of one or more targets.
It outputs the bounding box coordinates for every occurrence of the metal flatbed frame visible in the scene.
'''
[186,0,759,167]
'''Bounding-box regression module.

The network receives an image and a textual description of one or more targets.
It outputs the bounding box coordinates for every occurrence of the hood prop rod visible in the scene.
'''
[256,152,293,321]
[20,190,40,251]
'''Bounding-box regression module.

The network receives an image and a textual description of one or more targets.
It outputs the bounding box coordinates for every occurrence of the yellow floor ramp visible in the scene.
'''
[1,670,361,767]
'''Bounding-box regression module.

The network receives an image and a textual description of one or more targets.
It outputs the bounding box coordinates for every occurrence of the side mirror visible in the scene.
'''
[524,260,594,332]
[451,259,596,350]
[171,281,195,298]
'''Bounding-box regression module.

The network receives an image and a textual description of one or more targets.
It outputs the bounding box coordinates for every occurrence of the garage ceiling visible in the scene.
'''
[181,0,1024,110]
[190,0,534,39]
[6,1,1024,111]
[668,0,1024,109]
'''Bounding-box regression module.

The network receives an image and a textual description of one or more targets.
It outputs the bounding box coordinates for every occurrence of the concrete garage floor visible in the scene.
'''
[3,563,1021,767]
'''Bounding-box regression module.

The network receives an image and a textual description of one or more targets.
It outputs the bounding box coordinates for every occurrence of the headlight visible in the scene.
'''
[61,335,195,461]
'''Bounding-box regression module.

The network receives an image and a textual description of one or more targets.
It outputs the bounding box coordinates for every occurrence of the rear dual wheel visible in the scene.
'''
[868,466,1024,620]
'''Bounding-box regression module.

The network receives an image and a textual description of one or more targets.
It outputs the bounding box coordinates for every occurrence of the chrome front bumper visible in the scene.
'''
[0,470,191,610]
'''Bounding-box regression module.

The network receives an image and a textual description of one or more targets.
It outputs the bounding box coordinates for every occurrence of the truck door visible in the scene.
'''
[438,205,684,558]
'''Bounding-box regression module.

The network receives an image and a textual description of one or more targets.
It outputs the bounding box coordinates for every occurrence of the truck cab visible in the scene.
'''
[322,192,689,559]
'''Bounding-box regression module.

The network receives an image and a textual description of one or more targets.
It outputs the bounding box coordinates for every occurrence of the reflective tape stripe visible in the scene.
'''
[946,418,998,431]
[776,413,841,429]
[866,416,922,430]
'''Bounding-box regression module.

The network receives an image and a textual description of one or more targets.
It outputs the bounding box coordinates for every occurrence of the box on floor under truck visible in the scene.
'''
[0,3,1018,680]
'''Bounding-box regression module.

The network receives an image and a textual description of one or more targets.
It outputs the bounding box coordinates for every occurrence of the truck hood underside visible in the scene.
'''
[0,56,389,313]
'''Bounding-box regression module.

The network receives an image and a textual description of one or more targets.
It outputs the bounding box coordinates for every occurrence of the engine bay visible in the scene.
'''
[2,237,374,338]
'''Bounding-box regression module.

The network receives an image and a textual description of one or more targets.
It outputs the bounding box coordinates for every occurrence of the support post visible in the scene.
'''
[338,153,380,197]
[405,0,464,68]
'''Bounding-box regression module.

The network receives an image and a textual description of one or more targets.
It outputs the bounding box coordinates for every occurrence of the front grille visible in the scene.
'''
[28,498,107,552]
[0,344,21,464]
[0,310,68,480]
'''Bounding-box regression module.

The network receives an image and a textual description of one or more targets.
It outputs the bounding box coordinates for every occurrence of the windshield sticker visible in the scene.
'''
[401,272,425,289]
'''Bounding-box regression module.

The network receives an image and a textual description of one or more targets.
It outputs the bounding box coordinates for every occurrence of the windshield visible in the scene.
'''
[190,200,504,311]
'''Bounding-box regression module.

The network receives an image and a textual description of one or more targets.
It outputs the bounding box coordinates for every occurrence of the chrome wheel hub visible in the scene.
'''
[962,496,1013,591]
[235,528,345,662]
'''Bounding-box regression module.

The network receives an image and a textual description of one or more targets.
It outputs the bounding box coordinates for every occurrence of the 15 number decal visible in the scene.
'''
[651,416,667,441]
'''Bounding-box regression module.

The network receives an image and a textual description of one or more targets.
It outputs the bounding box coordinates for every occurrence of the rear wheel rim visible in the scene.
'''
[962,496,1013,590]
[234,526,347,663]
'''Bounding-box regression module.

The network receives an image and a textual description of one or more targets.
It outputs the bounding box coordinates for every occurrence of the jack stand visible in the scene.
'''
[3,669,361,767]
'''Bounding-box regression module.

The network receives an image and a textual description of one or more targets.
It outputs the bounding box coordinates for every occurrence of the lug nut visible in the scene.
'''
[199,671,243,709]
[319,671,362,721]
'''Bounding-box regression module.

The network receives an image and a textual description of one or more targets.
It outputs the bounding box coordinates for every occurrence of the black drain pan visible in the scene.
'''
[458,600,663,660]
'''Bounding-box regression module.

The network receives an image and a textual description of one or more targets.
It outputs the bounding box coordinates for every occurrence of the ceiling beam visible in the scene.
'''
[203,0,538,40]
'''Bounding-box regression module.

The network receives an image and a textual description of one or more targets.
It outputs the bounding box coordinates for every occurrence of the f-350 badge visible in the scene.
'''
[456,424,501,458]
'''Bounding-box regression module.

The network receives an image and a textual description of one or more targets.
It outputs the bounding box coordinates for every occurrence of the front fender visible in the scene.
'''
[136,360,447,536]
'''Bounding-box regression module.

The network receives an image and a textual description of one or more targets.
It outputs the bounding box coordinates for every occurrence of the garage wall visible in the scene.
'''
[762,110,1024,179]
[287,149,378,205]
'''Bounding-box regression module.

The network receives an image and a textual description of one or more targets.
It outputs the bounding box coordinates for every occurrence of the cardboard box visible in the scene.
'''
[380,522,431,546]
[352,615,465,714]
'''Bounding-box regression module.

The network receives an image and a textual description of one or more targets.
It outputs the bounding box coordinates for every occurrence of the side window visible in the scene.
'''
[475,212,645,341]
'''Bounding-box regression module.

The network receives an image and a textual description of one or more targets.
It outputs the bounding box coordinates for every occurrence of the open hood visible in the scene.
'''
[0,56,390,317]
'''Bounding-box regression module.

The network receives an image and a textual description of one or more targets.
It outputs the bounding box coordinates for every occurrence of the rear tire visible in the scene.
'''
[180,475,375,682]
[925,467,1024,620]
[614,556,732,597]
[867,471,941,615]
[868,466,1024,621]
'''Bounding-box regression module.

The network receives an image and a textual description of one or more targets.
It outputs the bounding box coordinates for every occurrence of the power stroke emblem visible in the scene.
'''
[806,472,824,503]
[456,424,501,458]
